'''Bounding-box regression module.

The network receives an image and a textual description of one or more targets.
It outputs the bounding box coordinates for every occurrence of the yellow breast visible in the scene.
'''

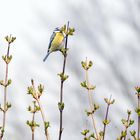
[51,32,64,51]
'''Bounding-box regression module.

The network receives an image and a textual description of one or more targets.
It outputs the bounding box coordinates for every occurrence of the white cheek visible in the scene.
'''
[61,40,65,47]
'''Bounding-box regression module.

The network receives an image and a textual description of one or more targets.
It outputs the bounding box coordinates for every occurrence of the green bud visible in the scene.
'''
[28,106,32,112]
[2,55,6,62]
[60,47,68,56]
[26,120,30,126]
[81,81,87,88]
[81,129,89,136]
[1,128,4,134]
[81,60,93,70]
[60,24,66,33]
[71,28,75,32]
[0,105,4,112]
[88,61,93,68]
[63,75,69,81]
[103,119,110,125]
[81,82,95,90]
[6,102,11,109]
[130,130,136,136]
[85,109,94,116]
[104,98,115,105]
[58,73,69,82]
[26,120,40,128]
[110,99,115,104]
[5,35,16,44]
[27,86,34,95]
[0,80,5,86]
[7,55,12,63]
[104,98,108,104]
[37,84,44,98]
[121,130,126,137]
[6,79,12,86]
[121,119,127,127]
[2,55,12,64]
[135,86,140,93]
[94,104,99,111]
[90,133,95,138]
[5,102,12,111]
[81,61,85,68]
[35,123,40,127]
[44,121,50,130]
[99,131,104,136]
[68,27,75,36]
[135,108,140,116]
[35,106,40,111]
[129,119,134,126]
[81,61,87,70]
[58,102,65,111]
[38,84,44,94]
[127,110,131,115]
[88,85,96,90]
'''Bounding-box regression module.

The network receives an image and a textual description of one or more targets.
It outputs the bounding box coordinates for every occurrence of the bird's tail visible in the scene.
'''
[43,53,50,62]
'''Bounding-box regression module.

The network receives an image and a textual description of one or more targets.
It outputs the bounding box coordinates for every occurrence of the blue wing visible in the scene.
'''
[43,29,58,62]
[47,31,56,53]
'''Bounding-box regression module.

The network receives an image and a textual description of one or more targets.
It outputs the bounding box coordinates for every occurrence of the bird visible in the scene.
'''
[43,28,65,61]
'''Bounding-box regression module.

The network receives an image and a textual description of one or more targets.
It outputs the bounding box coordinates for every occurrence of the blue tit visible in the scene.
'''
[43,28,65,61]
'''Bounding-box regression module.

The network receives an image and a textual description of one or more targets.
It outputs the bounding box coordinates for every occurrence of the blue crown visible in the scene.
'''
[54,27,60,32]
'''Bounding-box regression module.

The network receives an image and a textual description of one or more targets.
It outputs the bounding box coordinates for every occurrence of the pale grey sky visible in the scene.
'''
[0,0,140,139]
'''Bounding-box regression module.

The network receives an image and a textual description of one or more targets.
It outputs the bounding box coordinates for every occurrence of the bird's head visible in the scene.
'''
[54,27,61,32]
[54,27,65,36]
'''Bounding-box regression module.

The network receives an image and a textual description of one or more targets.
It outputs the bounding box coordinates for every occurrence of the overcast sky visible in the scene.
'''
[0,0,140,139]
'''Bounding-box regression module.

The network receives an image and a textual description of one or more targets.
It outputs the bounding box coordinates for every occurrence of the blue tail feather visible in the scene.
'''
[43,53,50,62]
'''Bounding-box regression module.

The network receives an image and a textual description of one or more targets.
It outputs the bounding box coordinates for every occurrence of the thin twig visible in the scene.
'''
[32,111,35,140]
[84,58,99,140]
[85,68,99,140]
[31,80,49,140]
[36,99,50,140]
[0,43,11,139]
[58,21,69,140]
[123,112,131,140]
[133,135,137,140]
[138,94,140,139]
[102,95,112,140]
